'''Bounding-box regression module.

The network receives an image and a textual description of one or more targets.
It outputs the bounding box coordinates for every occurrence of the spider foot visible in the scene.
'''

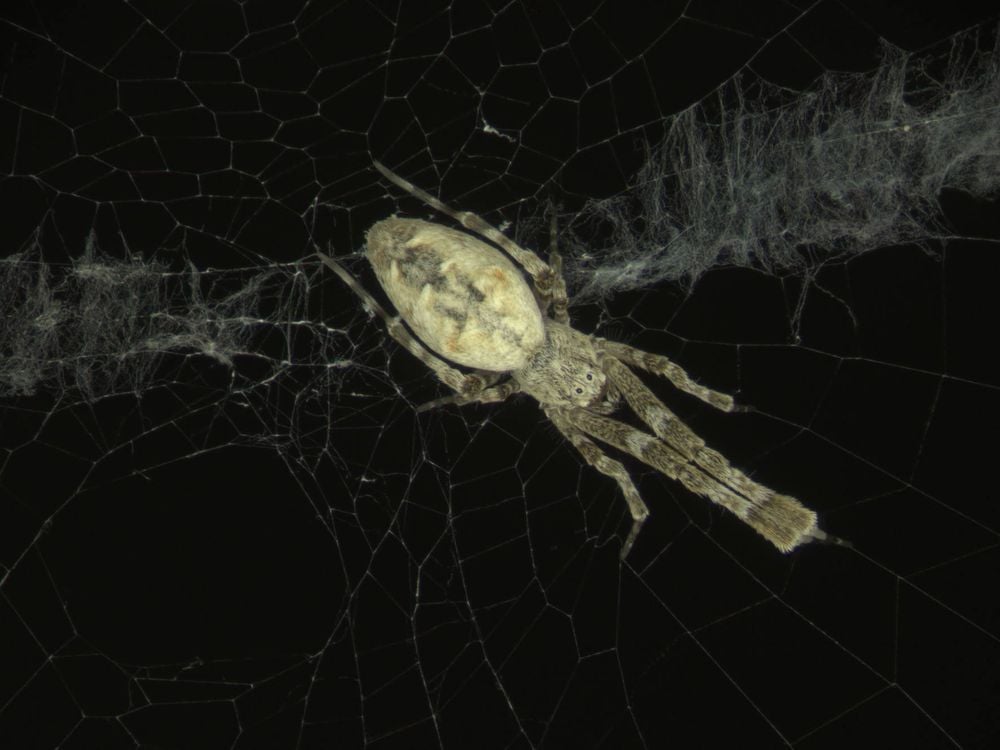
[535,266,555,295]
[416,394,465,412]
[459,373,488,397]
[804,526,853,549]
[619,510,648,560]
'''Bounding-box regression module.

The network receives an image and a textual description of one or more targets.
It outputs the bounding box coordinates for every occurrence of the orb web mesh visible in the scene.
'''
[1,2,998,748]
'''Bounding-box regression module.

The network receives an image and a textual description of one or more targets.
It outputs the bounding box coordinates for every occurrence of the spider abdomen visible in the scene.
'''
[366,217,545,371]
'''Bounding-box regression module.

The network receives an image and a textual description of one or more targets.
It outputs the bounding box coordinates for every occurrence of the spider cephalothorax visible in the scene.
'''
[320,161,838,558]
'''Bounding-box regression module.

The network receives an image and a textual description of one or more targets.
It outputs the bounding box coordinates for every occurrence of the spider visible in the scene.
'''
[319,161,838,559]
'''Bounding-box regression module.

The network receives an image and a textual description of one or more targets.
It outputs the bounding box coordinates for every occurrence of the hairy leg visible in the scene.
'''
[415,376,518,412]
[545,206,569,324]
[567,406,820,553]
[547,407,649,559]
[599,339,735,412]
[602,357,773,503]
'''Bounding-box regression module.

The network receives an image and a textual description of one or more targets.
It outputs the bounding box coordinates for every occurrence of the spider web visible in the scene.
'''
[1,2,999,748]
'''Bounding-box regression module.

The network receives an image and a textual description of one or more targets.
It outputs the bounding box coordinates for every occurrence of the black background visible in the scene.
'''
[1,2,998,748]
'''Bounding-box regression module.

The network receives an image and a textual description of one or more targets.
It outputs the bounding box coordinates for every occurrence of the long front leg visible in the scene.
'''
[602,357,776,509]
[568,407,820,553]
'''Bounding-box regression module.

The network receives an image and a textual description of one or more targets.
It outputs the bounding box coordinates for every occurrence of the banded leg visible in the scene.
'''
[416,376,519,412]
[373,160,566,317]
[603,356,803,527]
[545,205,569,324]
[318,251,488,400]
[568,407,819,553]
[599,339,734,412]
[547,407,649,560]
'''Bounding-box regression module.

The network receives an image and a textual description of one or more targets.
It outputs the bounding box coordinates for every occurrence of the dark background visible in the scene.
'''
[1,2,998,748]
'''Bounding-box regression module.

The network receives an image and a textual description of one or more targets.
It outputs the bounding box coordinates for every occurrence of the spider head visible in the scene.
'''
[518,322,607,408]
[565,365,607,408]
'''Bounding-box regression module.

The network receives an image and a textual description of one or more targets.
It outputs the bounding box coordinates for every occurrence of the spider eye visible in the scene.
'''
[586,373,593,381]
[575,387,583,394]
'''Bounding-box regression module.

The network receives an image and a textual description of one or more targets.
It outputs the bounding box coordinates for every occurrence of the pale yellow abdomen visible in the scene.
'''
[366,218,545,371]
